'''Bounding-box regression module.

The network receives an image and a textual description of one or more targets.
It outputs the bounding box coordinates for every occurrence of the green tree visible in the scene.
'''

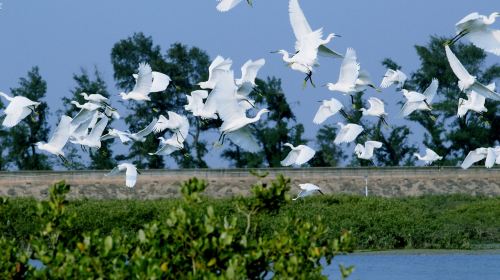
[61,68,115,170]
[222,77,306,167]
[7,67,51,170]
[309,124,346,167]
[402,36,500,164]
[111,33,212,168]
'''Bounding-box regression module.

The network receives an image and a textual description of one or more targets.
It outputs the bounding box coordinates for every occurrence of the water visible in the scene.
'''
[326,250,500,280]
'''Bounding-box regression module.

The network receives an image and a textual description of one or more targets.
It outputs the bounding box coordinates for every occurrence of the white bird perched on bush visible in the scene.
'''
[153,111,190,143]
[457,84,493,118]
[216,0,252,12]
[292,183,324,200]
[313,97,345,125]
[0,91,40,128]
[445,45,500,101]
[360,97,388,125]
[451,12,500,55]
[380,69,407,89]
[355,141,382,160]
[36,115,72,162]
[400,78,439,117]
[198,56,232,89]
[414,148,443,165]
[280,143,316,166]
[149,136,184,156]
[119,63,153,101]
[461,147,500,169]
[334,123,364,144]
[106,163,139,188]
[275,0,341,87]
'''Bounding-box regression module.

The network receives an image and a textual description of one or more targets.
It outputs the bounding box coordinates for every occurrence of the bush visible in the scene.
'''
[0,178,354,279]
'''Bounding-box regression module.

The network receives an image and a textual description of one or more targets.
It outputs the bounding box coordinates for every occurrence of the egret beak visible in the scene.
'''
[270,50,279,54]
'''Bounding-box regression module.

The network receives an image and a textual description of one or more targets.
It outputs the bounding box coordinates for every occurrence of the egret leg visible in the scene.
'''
[380,116,389,128]
[350,95,355,105]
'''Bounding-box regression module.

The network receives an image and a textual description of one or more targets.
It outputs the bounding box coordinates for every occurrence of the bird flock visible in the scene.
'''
[0,1,499,196]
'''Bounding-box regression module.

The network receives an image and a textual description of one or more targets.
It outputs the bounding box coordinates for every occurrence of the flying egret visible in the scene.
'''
[216,0,252,12]
[280,143,316,166]
[457,84,493,118]
[313,97,345,125]
[185,90,217,119]
[198,56,232,89]
[235,58,265,96]
[101,129,133,144]
[451,12,500,55]
[326,48,359,91]
[70,115,109,150]
[380,69,407,89]
[106,163,139,188]
[149,136,184,156]
[354,141,382,160]
[360,97,388,125]
[292,183,324,200]
[400,78,439,117]
[120,63,153,101]
[334,123,364,144]
[133,71,171,93]
[71,101,101,111]
[414,148,443,165]
[81,92,109,105]
[128,118,159,142]
[445,45,500,101]
[153,112,190,143]
[104,106,121,120]
[275,0,341,87]
[461,147,499,169]
[0,91,40,128]
[35,115,72,162]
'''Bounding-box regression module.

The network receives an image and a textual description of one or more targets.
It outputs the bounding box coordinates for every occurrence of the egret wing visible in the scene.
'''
[134,118,158,138]
[86,115,109,144]
[225,127,261,153]
[150,72,171,93]
[423,78,439,103]
[132,63,153,96]
[295,145,316,165]
[338,48,360,86]
[461,149,486,169]
[380,69,396,88]
[125,165,138,188]
[289,0,313,43]
[280,149,300,166]
[465,29,500,56]
[216,0,243,12]
[445,45,472,82]
[105,166,121,177]
[318,45,344,58]
[48,116,72,151]
[469,81,500,101]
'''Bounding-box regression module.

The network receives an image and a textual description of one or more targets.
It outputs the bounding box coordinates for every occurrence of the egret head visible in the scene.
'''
[354,144,363,156]
[80,92,89,99]
[119,92,128,99]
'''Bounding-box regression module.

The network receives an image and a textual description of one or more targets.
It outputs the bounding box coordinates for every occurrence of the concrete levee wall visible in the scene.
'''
[0,167,499,199]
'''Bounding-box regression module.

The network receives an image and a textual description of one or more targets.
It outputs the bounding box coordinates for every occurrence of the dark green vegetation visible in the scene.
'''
[0,33,498,170]
[0,178,355,278]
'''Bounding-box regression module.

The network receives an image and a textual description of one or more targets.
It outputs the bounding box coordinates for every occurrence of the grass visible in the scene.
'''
[1,194,499,250]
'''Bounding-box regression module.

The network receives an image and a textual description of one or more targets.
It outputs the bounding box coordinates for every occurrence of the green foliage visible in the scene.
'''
[248,174,291,213]
[111,32,213,169]
[6,67,51,170]
[0,179,354,278]
[310,124,346,167]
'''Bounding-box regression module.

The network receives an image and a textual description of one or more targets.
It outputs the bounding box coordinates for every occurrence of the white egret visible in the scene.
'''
[275,0,341,86]
[216,0,252,12]
[106,163,139,188]
[133,71,171,93]
[35,115,72,162]
[292,183,324,200]
[380,69,407,89]
[461,147,499,169]
[0,91,40,128]
[81,92,109,105]
[400,78,439,117]
[355,141,382,160]
[334,123,364,144]
[198,56,232,89]
[120,63,153,101]
[70,115,109,150]
[360,97,388,125]
[104,106,121,120]
[185,90,217,119]
[414,148,443,165]
[235,58,265,97]
[149,136,184,156]
[457,84,493,118]
[71,101,101,112]
[326,48,363,102]
[451,12,500,55]
[101,129,133,144]
[128,118,158,142]
[153,111,190,143]
[313,97,345,125]
[280,143,316,166]
[445,45,500,101]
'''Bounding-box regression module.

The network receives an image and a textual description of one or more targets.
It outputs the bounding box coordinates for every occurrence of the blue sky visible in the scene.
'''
[0,0,498,167]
